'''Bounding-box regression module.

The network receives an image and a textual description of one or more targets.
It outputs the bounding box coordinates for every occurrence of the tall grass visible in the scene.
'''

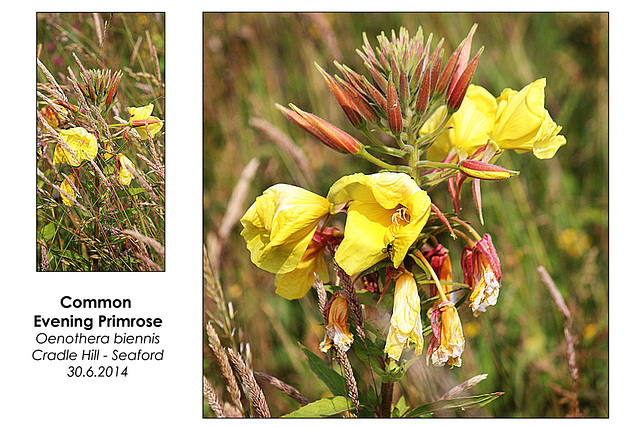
[36,13,165,271]
[204,12,607,417]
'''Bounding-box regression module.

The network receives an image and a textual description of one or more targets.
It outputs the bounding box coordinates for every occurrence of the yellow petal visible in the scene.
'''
[118,154,135,186]
[60,176,75,206]
[274,239,328,300]
[421,85,497,161]
[329,172,431,275]
[492,78,547,150]
[241,184,330,275]
[128,104,154,121]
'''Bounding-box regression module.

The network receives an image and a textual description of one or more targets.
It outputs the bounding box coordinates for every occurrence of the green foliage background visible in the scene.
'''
[203,13,607,417]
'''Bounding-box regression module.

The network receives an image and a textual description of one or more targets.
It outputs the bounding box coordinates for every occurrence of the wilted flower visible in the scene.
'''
[327,172,431,275]
[128,104,164,139]
[241,184,333,277]
[60,175,76,206]
[384,273,423,361]
[117,154,136,186]
[428,301,465,367]
[53,127,98,166]
[461,233,501,317]
[320,292,354,353]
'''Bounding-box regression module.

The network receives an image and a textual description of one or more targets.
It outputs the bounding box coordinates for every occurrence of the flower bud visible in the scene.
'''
[459,159,519,180]
[433,43,462,101]
[386,78,403,134]
[447,47,483,112]
[336,76,379,123]
[277,103,364,155]
[447,24,477,99]
[315,63,365,128]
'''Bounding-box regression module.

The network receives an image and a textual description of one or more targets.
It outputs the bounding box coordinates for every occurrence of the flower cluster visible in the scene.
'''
[39,62,165,205]
[241,25,565,369]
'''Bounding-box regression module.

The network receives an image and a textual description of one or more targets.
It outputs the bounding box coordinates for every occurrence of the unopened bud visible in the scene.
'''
[315,63,365,128]
[447,47,483,112]
[447,24,477,99]
[386,78,403,134]
[460,159,519,180]
[277,103,364,155]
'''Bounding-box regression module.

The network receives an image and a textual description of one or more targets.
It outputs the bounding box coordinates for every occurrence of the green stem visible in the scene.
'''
[357,149,412,173]
[416,160,460,170]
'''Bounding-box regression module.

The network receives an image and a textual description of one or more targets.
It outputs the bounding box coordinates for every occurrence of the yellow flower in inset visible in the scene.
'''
[328,172,431,276]
[117,154,136,186]
[60,175,76,206]
[429,301,465,367]
[384,273,423,361]
[128,104,164,140]
[240,184,332,276]
[320,293,354,353]
[492,78,566,159]
[53,127,98,166]
[421,85,497,161]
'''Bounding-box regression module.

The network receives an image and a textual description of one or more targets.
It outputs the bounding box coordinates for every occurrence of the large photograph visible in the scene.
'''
[203,12,607,417]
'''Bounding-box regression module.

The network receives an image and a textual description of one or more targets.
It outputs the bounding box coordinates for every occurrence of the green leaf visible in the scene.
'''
[127,187,147,196]
[282,396,354,418]
[298,343,345,397]
[402,392,504,417]
[41,222,57,242]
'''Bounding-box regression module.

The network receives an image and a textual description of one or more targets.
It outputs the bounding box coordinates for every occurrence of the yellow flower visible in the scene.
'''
[421,85,497,161]
[429,301,465,367]
[328,172,431,276]
[60,175,76,206]
[53,127,98,166]
[274,234,330,300]
[492,78,566,159]
[128,104,164,139]
[320,293,354,353]
[117,154,136,186]
[384,273,423,361]
[241,184,332,276]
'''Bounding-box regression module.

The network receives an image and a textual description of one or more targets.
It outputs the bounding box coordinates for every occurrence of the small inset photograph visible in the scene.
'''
[203,13,607,418]
[36,12,165,272]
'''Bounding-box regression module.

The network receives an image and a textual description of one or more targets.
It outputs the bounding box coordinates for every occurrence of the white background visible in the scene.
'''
[0,1,631,425]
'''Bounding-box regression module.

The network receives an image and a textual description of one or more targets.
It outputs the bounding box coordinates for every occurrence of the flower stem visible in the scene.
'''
[415,251,448,302]
[450,217,482,241]
[357,149,411,173]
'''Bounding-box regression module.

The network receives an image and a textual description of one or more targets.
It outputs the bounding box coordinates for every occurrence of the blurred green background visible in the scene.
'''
[203,13,607,417]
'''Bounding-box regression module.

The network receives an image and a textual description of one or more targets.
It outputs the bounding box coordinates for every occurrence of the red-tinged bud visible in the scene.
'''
[54,100,78,113]
[277,103,363,155]
[105,71,122,109]
[336,76,379,123]
[365,61,388,95]
[459,159,519,180]
[433,45,462,101]
[447,47,483,112]
[415,62,432,114]
[386,78,403,134]
[447,24,477,99]
[362,78,388,113]
[428,46,444,102]
[315,63,365,128]
[130,119,162,127]
[399,69,410,108]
